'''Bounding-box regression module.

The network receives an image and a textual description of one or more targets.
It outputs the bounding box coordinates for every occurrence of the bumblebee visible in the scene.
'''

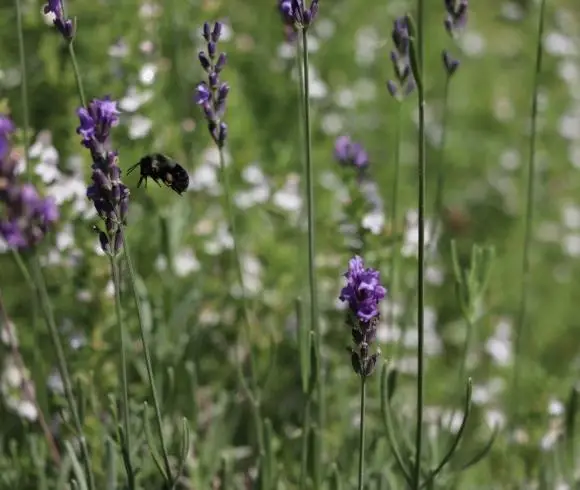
[127,153,189,195]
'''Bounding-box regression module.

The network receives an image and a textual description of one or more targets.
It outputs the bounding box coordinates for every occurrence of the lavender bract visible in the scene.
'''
[339,255,386,377]
[334,136,369,169]
[0,116,58,250]
[43,0,74,40]
[76,98,128,255]
[194,22,229,148]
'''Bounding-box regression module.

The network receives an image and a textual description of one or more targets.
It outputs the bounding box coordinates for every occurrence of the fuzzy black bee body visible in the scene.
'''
[127,153,189,195]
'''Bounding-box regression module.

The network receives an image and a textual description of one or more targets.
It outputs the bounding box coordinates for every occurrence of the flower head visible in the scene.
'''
[334,136,369,169]
[279,0,319,31]
[340,255,386,323]
[76,96,120,154]
[43,0,74,40]
[444,0,468,34]
[387,16,415,100]
[76,99,128,256]
[194,22,229,148]
[340,255,385,378]
[442,50,460,76]
[0,116,58,250]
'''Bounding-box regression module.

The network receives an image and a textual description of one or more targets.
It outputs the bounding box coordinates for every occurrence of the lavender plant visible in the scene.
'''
[279,2,323,485]
[194,21,265,455]
[0,113,96,488]
[386,17,415,363]
[339,255,385,488]
[432,0,468,254]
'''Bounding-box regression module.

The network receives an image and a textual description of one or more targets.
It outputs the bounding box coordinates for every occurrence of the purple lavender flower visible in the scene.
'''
[340,255,386,377]
[0,116,15,159]
[442,50,460,76]
[387,16,415,99]
[43,0,74,40]
[76,96,120,156]
[334,136,369,169]
[0,117,58,250]
[279,0,319,31]
[340,255,386,323]
[194,22,229,148]
[76,98,128,256]
[444,0,468,34]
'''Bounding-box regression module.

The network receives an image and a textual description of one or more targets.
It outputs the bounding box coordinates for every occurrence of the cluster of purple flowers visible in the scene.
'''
[278,0,319,32]
[194,22,229,148]
[43,0,74,40]
[334,136,369,170]
[442,0,469,76]
[339,255,386,377]
[387,16,416,100]
[0,116,58,250]
[76,97,129,255]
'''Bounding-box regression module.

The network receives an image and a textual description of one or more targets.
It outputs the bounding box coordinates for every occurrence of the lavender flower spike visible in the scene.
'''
[0,116,58,250]
[76,98,128,256]
[43,0,74,40]
[340,255,386,378]
[194,22,229,148]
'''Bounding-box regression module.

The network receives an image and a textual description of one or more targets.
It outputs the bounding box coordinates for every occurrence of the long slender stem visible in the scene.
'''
[412,0,426,486]
[30,256,95,490]
[14,0,31,181]
[299,397,311,488]
[110,256,134,488]
[68,41,87,108]
[357,377,367,490]
[388,103,402,360]
[121,233,173,482]
[511,0,546,424]
[217,146,265,452]
[301,27,323,459]
[60,0,86,108]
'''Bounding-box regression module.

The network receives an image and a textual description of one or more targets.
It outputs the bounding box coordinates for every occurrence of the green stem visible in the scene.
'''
[357,377,367,490]
[301,27,323,462]
[121,232,173,483]
[68,41,87,108]
[299,398,311,488]
[14,0,31,181]
[388,103,402,360]
[217,146,265,453]
[445,316,474,437]
[30,255,95,490]
[412,1,426,487]
[110,256,134,488]
[511,0,546,426]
